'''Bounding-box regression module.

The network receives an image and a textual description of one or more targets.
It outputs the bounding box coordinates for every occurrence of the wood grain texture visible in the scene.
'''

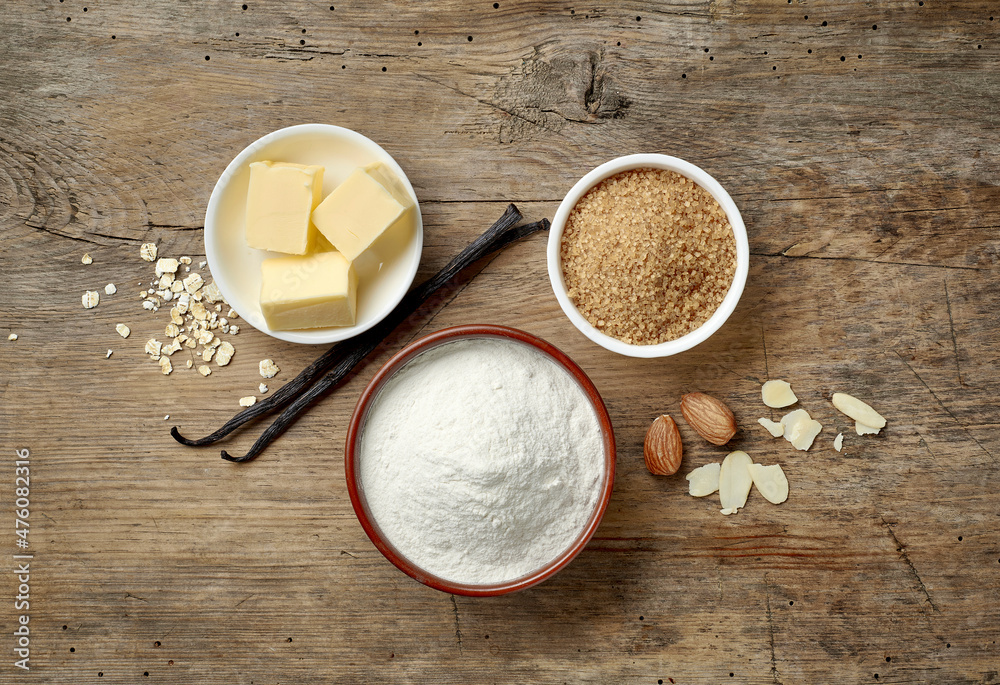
[1,0,999,683]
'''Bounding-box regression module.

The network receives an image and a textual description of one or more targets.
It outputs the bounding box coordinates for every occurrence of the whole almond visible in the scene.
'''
[644,414,683,475]
[680,392,737,445]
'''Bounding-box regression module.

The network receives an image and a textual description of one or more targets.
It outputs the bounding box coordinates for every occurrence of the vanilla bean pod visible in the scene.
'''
[220,216,549,463]
[170,204,523,448]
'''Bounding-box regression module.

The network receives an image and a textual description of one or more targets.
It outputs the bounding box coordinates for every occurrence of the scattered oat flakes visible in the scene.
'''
[183,273,204,294]
[164,323,180,338]
[259,383,268,394]
[190,301,208,321]
[155,258,179,276]
[142,300,156,311]
[215,341,235,366]
[202,281,223,303]
[140,243,158,261]
[227,309,238,319]
[162,339,182,356]
[229,325,240,335]
[81,253,93,265]
[8,333,18,341]
[199,261,207,268]
[116,323,131,338]
[239,395,257,407]
[186,360,193,369]
[259,359,279,379]
[105,283,117,295]
[179,256,192,265]
[82,290,100,309]
[158,273,175,289]
[106,349,113,358]
[198,364,212,377]
[170,280,184,293]
[164,414,170,420]
[145,338,162,359]
[201,347,215,362]
[159,357,173,375]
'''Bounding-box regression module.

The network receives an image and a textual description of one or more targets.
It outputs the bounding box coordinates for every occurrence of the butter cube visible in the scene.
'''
[260,251,358,330]
[311,164,413,262]
[245,161,325,255]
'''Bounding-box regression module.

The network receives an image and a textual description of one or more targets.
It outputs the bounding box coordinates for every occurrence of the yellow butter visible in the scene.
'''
[245,161,325,255]
[311,164,413,262]
[260,251,358,330]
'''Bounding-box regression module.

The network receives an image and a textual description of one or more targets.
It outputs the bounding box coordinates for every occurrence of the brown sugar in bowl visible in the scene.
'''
[547,154,749,358]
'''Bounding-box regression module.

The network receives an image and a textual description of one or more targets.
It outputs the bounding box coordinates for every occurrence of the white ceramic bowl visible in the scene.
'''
[547,153,749,358]
[204,124,423,344]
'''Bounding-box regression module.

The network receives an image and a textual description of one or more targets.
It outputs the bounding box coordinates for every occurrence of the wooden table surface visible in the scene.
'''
[2,1,999,683]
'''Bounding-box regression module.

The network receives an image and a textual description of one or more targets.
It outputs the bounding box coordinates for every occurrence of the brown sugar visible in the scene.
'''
[560,168,737,345]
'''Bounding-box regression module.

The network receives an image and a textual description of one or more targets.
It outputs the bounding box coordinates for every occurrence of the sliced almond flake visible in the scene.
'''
[104,283,117,295]
[159,357,173,375]
[81,253,93,265]
[686,462,721,497]
[239,396,257,408]
[140,243,158,261]
[82,290,100,309]
[115,323,131,338]
[719,451,753,513]
[834,433,844,451]
[215,341,235,366]
[183,273,204,294]
[780,408,823,451]
[761,380,798,408]
[748,463,789,505]
[832,393,887,429]
[145,338,162,359]
[179,256,192,265]
[259,383,268,393]
[197,364,212,377]
[757,417,784,438]
[259,359,279,379]
[855,421,881,436]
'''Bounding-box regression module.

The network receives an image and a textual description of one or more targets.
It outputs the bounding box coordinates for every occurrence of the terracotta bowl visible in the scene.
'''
[345,324,616,596]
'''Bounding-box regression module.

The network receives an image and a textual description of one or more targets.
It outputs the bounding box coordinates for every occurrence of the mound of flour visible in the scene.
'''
[359,338,605,585]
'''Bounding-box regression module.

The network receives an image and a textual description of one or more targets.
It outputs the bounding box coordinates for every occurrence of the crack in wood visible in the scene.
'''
[450,595,463,655]
[764,575,783,685]
[893,350,996,463]
[944,280,965,388]
[880,516,939,613]
[750,251,986,271]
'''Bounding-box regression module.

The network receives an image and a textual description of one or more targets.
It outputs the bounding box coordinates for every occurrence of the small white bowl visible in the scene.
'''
[547,154,749,358]
[204,124,423,344]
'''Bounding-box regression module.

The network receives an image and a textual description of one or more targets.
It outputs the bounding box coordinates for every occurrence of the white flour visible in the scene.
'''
[358,337,605,585]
